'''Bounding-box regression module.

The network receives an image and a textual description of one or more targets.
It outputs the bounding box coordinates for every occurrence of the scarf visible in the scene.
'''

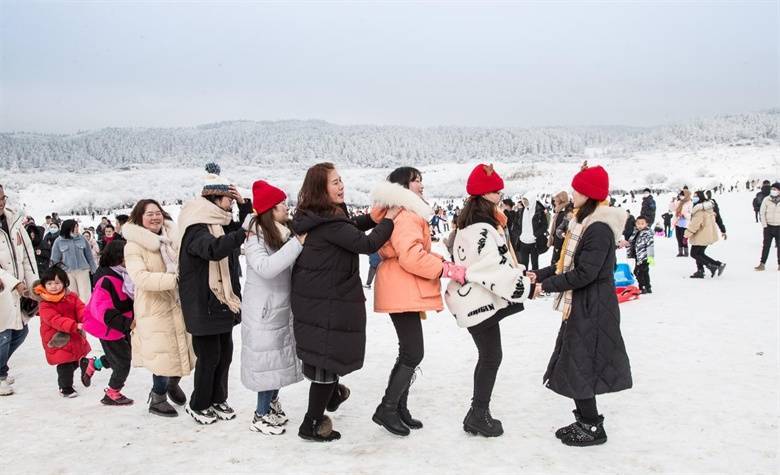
[553,201,609,321]
[177,197,242,314]
[110,265,135,299]
[33,285,67,303]
[158,226,178,274]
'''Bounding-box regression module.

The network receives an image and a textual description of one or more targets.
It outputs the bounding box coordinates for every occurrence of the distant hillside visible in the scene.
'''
[0,111,777,171]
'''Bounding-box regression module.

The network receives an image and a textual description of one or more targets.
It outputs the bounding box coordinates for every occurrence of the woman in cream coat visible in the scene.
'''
[124,199,195,418]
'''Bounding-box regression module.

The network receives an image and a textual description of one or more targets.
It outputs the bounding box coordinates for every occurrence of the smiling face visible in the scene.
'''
[327,169,344,205]
[141,203,164,233]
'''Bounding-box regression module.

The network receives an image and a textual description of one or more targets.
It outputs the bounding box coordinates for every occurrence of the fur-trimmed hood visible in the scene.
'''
[122,221,179,252]
[370,182,433,218]
[577,206,628,242]
[691,200,715,215]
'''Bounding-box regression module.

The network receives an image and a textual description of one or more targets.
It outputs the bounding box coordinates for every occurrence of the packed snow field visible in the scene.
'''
[1,188,777,474]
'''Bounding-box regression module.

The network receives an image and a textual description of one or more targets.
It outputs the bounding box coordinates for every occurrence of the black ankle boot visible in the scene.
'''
[167,377,186,406]
[372,364,415,436]
[326,383,350,412]
[555,409,582,439]
[298,414,341,442]
[690,270,705,279]
[463,406,504,437]
[676,246,684,257]
[398,389,423,429]
[683,246,689,257]
[560,415,607,446]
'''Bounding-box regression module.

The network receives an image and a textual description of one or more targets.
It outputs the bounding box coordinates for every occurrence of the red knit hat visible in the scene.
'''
[466,163,504,196]
[252,180,286,215]
[571,165,609,201]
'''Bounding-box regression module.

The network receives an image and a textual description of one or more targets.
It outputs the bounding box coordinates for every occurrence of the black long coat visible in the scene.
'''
[536,217,632,400]
[178,201,252,336]
[290,209,394,376]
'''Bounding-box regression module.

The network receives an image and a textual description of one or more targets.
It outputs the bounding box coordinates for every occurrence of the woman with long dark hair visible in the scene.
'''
[685,190,726,278]
[370,167,466,436]
[529,164,632,447]
[291,162,399,442]
[50,219,97,301]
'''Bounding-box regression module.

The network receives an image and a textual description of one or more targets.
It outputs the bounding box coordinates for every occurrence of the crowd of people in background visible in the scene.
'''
[0,165,776,449]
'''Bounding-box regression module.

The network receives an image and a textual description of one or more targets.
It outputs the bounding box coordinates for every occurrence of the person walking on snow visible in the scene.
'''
[685,191,726,279]
[755,182,780,271]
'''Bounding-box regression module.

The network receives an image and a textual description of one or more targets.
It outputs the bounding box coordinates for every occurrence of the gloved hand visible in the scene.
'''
[647,256,655,266]
[442,261,467,285]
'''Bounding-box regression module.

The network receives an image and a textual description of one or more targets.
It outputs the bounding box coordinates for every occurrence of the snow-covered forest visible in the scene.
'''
[1,111,777,171]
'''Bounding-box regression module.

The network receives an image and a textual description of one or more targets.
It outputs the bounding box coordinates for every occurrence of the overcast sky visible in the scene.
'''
[1,1,777,133]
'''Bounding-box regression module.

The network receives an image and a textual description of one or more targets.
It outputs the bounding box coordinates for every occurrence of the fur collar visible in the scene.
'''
[370,182,433,218]
[692,201,715,214]
[122,221,179,252]
[578,206,627,242]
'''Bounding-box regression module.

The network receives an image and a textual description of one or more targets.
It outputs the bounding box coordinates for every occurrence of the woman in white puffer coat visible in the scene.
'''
[241,180,306,436]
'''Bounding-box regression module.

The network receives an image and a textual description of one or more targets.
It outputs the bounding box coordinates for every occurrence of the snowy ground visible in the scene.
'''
[1,189,778,474]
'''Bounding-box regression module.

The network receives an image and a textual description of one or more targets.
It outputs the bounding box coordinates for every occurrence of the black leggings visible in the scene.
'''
[100,336,131,390]
[675,226,688,249]
[517,242,539,270]
[190,332,233,411]
[690,245,720,271]
[306,381,337,419]
[56,362,78,390]
[390,313,424,368]
[469,323,503,409]
[574,397,599,424]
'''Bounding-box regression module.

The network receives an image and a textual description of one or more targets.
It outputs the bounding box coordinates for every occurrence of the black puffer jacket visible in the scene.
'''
[536,206,632,400]
[178,201,252,336]
[640,195,657,224]
[291,208,393,376]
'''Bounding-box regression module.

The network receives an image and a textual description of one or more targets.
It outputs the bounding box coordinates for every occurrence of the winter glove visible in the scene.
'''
[441,261,467,285]
[647,256,655,266]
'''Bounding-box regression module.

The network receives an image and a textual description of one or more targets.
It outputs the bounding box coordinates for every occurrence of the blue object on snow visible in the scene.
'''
[614,263,635,286]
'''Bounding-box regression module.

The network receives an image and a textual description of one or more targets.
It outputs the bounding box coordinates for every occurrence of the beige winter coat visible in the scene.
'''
[684,202,720,246]
[759,196,780,227]
[0,208,39,332]
[124,222,195,377]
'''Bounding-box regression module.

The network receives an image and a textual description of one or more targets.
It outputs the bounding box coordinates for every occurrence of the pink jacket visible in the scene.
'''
[83,273,134,341]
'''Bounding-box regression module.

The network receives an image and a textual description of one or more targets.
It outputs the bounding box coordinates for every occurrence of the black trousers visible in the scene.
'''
[56,362,78,390]
[470,323,503,409]
[517,242,539,270]
[634,262,651,290]
[100,336,131,390]
[190,332,233,411]
[760,225,780,264]
[390,312,424,368]
[574,397,599,424]
[691,245,720,271]
[675,226,688,249]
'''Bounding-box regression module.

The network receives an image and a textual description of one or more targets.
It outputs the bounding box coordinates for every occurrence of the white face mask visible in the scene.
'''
[771,190,780,197]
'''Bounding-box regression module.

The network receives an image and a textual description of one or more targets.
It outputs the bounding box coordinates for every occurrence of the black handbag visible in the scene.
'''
[20,297,39,318]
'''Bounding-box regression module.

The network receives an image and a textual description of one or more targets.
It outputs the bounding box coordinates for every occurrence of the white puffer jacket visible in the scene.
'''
[445,222,533,328]
[759,195,780,227]
[0,208,39,332]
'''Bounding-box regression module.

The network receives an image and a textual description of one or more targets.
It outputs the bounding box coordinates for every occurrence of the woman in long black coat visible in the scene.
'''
[290,162,399,442]
[530,165,632,447]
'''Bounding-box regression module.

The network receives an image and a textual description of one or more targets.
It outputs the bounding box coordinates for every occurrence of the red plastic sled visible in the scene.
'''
[615,285,641,304]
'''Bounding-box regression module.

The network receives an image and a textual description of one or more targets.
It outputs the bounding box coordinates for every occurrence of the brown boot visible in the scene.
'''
[754,263,765,271]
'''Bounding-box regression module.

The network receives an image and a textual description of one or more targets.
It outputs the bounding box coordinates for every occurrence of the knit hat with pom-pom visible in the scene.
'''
[201,162,232,197]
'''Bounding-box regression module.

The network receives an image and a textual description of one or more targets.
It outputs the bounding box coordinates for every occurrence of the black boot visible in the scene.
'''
[148,391,178,417]
[690,270,705,279]
[676,246,684,257]
[560,415,607,447]
[298,414,341,442]
[372,364,415,436]
[463,406,504,437]
[326,383,351,412]
[167,377,186,406]
[399,389,423,429]
[555,410,582,439]
[683,246,689,257]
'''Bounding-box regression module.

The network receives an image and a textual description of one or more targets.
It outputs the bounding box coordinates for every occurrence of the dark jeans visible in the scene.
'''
[100,336,131,390]
[306,381,337,420]
[675,226,688,249]
[664,224,672,237]
[470,323,502,409]
[760,225,780,264]
[366,266,378,286]
[390,312,424,368]
[152,374,169,395]
[517,242,539,270]
[190,332,233,411]
[634,262,651,290]
[574,397,599,424]
[257,389,280,416]
[691,245,720,271]
[0,325,29,379]
[56,361,79,390]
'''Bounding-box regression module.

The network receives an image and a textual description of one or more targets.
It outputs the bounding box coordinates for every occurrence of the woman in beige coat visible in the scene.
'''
[684,191,725,279]
[124,199,195,417]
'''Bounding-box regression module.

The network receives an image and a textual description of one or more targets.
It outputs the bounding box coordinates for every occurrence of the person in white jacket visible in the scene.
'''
[0,185,39,396]
[241,180,306,435]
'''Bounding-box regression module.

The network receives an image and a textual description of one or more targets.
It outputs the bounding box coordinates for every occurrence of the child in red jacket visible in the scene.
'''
[34,266,92,397]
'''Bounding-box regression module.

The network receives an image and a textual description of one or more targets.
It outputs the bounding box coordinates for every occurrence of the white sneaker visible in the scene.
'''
[185,406,218,425]
[0,379,13,396]
[3,375,15,385]
[211,402,237,421]
[270,398,289,425]
[250,413,285,435]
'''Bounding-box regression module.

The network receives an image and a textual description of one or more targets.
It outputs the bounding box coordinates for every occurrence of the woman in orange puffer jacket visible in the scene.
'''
[370,167,466,437]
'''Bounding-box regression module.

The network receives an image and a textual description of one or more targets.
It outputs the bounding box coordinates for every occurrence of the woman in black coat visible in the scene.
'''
[529,165,632,447]
[291,162,399,442]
